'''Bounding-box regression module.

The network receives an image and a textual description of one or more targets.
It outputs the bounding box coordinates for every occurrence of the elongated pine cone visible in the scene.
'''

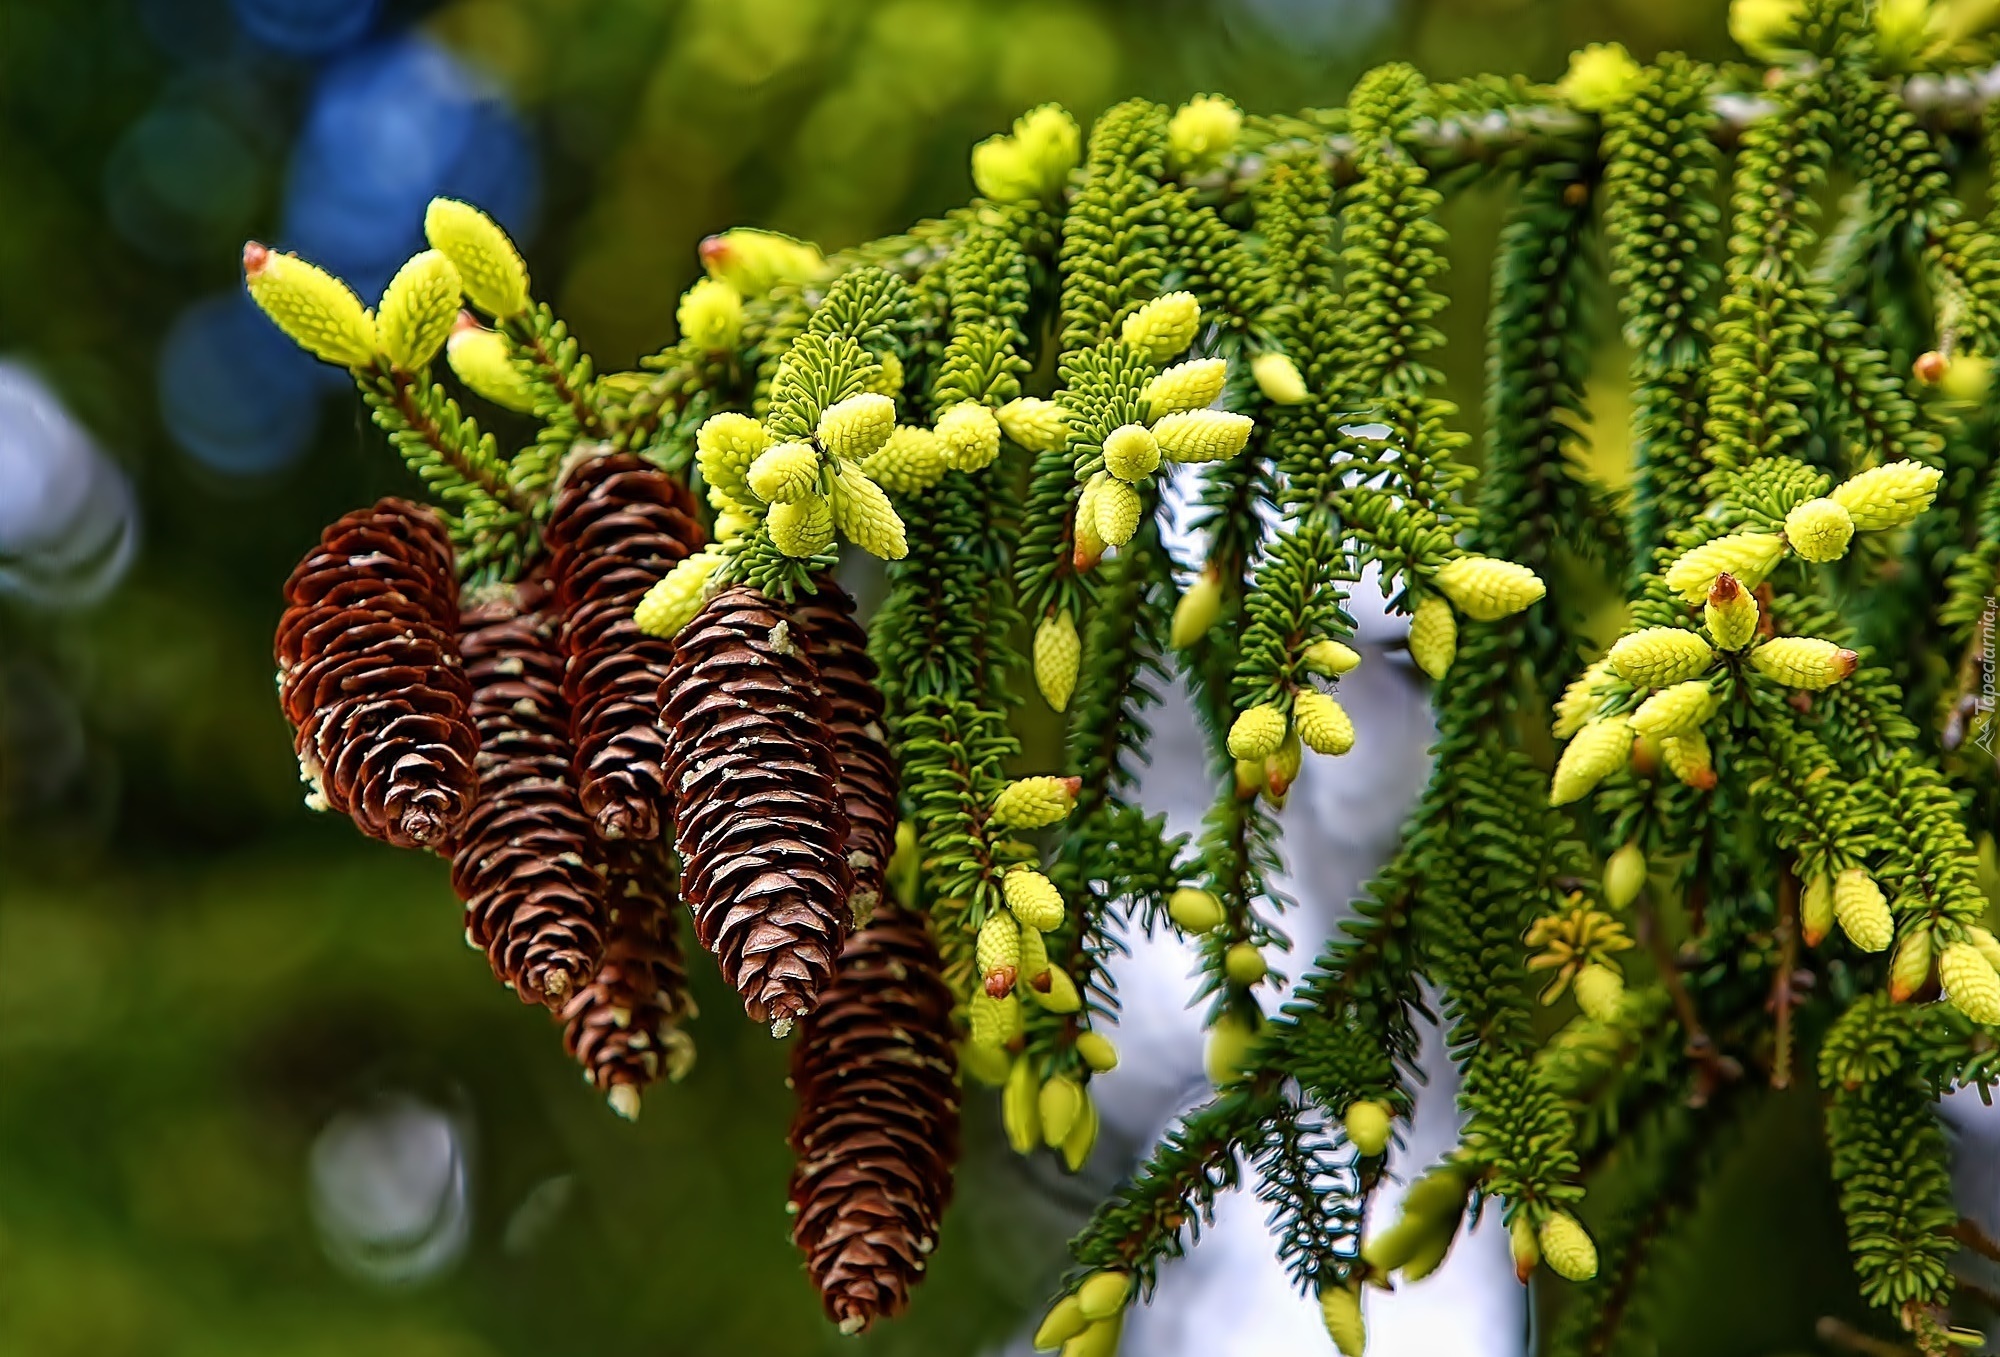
[275,499,477,849]
[788,905,960,1334]
[661,585,853,1031]
[451,579,606,1007]
[561,839,696,1119]
[545,452,706,843]
[789,579,898,919]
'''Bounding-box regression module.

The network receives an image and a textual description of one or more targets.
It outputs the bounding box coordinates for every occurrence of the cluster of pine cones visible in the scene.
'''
[273,451,957,1330]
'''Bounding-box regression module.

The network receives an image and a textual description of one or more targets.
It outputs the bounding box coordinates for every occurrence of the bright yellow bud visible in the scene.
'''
[1551,717,1634,806]
[1224,942,1267,986]
[767,495,834,558]
[1153,408,1254,463]
[1409,596,1457,681]
[1890,927,1934,1002]
[1004,867,1065,932]
[1252,351,1308,404]
[860,425,949,497]
[936,401,1002,472]
[1344,1099,1394,1157]
[1784,497,1855,563]
[1167,94,1243,173]
[1944,941,2000,1024]
[1061,1092,1098,1172]
[1510,1215,1541,1284]
[1573,964,1625,1021]
[1432,555,1546,621]
[1802,873,1835,946]
[1558,42,1643,111]
[375,250,461,372]
[1004,1055,1041,1154]
[746,441,822,504]
[1094,476,1144,547]
[1608,627,1715,689]
[635,544,726,638]
[1039,1074,1085,1148]
[968,990,1022,1049]
[1630,679,1718,741]
[1319,1283,1366,1357]
[866,350,903,397]
[1102,423,1161,482]
[1663,532,1786,603]
[1553,657,1614,739]
[1032,966,1083,1013]
[992,775,1082,829]
[697,227,823,298]
[977,910,1022,983]
[1072,475,1109,570]
[1970,926,2000,974]
[1034,1292,1086,1350]
[1121,291,1202,363]
[1303,638,1361,676]
[1660,731,1716,790]
[1539,1212,1599,1282]
[997,396,1069,452]
[1834,869,1892,953]
[1076,1271,1132,1321]
[1604,842,1647,910]
[676,276,743,351]
[971,103,1081,203]
[446,318,536,412]
[1228,704,1288,760]
[1168,887,1226,933]
[817,392,897,463]
[1940,353,1993,403]
[830,463,908,560]
[1018,924,1050,992]
[961,1041,1011,1087]
[694,412,769,505]
[1750,636,1859,690]
[1145,358,1228,418]
[1171,570,1225,649]
[1830,461,1944,531]
[423,198,530,318]
[1206,1011,1259,1085]
[1295,690,1356,756]
[1075,1031,1119,1072]
[1035,610,1081,711]
[1703,572,1761,651]
[242,243,376,368]
[1730,0,1805,59]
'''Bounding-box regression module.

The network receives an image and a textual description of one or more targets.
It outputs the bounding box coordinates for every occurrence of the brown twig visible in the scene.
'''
[1951,1270,2000,1314]
[1637,891,1738,1105]
[1772,866,1801,1090]
[1815,1317,1918,1357]
[1951,1217,2000,1265]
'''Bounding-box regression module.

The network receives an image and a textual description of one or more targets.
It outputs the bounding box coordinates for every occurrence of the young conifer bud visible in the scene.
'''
[1553,657,1614,739]
[635,544,726,638]
[1228,703,1288,760]
[1304,638,1362,676]
[860,426,949,496]
[1630,679,1717,741]
[996,396,1068,453]
[1660,731,1716,790]
[1017,924,1050,990]
[1062,1093,1099,1170]
[1154,408,1254,463]
[1573,963,1625,1020]
[1265,732,1303,802]
[1252,351,1308,404]
[676,276,744,351]
[1940,353,1992,402]
[936,401,1003,471]
[1510,1214,1541,1283]
[1169,887,1226,933]
[1551,717,1634,806]
[1171,570,1226,649]
[1225,943,1268,986]
[1206,1010,1259,1085]
[1833,869,1892,952]
[1830,461,1945,531]
[1914,349,1949,384]
[1094,477,1144,547]
[1034,610,1081,711]
[978,910,1021,987]
[1319,1283,1366,1357]
[830,464,908,559]
[1168,94,1243,173]
[961,1042,1010,1087]
[1704,572,1761,651]
[768,496,835,558]
[1102,423,1162,482]
[1432,555,1546,621]
[1004,1056,1041,1155]
[1970,927,2000,974]
[243,243,377,368]
[1039,1075,1084,1147]
[1004,867,1065,931]
[971,104,1081,203]
[747,442,823,503]
[1941,942,2000,1024]
[1121,292,1202,362]
[695,411,769,505]
[1344,1099,1393,1157]
[446,315,536,411]
[1076,1031,1119,1072]
[1802,873,1835,946]
[1783,497,1855,562]
[1558,42,1643,110]
[697,227,823,297]
[1033,966,1083,1013]
[818,392,897,463]
[424,198,530,318]
[1409,596,1457,680]
[1538,1212,1599,1282]
[1034,1293,1087,1350]
[1750,637,1859,690]
[1663,532,1785,602]
[991,775,1082,829]
[1076,1271,1132,1321]
[1604,843,1647,909]
[968,990,1021,1048]
[375,250,462,372]
[1608,626,1715,688]
[1145,358,1229,418]
[1072,475,1110,570]
[1295,690,1356,755]
[866,350,903,397]
[1890,927,1934,1001]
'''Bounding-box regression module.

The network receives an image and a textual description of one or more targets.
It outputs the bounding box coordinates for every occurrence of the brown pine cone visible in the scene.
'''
[660,585,853,1032]
[787,905,960,1334]
[450,579,606,1007]
[275,499,478,850]
[561,839,696,1119]
[545,452,706,844]
[789,578,898,919]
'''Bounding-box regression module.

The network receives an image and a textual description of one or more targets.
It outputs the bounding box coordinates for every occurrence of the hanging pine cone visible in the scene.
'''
[660,585,853,1031]
[275,499,478,850]
[789,578,898,919]
[561,839,696,1119]
[545,452,707,843]
[451,579,606,1007]
[787,905,961,1334]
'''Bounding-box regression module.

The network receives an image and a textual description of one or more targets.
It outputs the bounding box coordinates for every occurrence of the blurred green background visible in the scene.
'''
[1,0,1919,1354]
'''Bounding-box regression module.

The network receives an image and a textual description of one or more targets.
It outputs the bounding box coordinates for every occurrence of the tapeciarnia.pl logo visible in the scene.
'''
[1975,596,1997,757]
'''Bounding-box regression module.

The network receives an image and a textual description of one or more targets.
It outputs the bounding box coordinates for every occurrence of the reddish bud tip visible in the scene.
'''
[243,241,271,276]
[698,235,729,267]
[1515,1257,1538,1285]
[452,309,481,334]
[1029,967,1053,994]
[983,966,1017,998]
[1834,649,1859,680]
[1059,776,1083,798]
[1689,767,1718,791]
[1073,546,1103,572]
[1708,572,1741,603]
[1914,350,1948,384]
